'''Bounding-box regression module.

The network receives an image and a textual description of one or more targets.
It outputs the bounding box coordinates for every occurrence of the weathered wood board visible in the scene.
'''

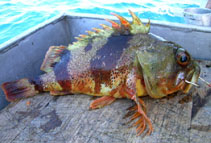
[0,60,210,143]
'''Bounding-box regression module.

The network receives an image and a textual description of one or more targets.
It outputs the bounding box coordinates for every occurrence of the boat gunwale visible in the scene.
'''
[0,12,211,53]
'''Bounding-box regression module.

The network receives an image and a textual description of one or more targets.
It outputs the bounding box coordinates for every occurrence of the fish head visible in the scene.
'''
[136,41,200,98]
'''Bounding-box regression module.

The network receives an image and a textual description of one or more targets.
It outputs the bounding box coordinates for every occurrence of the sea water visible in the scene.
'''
[0,0,206,45]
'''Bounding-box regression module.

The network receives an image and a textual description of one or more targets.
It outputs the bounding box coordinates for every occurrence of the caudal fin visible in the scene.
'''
[1,78,41,102]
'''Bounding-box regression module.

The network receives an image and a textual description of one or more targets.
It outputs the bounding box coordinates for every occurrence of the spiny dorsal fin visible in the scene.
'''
[100,24,112,30]
[105,18,121,30]
[68,10,150,50]
[41,46,67,72]
[106,13,131,35]
[128,9,142,25]
[106,10,150,34]
[92,28,101,33]
[70,25,113,49]
[111,12,131,29]
[128,10,150,34]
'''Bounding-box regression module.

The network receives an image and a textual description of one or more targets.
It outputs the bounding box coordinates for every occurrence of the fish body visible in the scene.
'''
[39,34,149,98]
[1,10,200,136]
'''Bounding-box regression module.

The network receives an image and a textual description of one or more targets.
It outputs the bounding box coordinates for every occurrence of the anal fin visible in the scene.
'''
[41,46,67,73]
[90,96,116,109]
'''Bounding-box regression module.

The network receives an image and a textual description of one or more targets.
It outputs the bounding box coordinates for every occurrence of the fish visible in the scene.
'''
[1,10,201,136]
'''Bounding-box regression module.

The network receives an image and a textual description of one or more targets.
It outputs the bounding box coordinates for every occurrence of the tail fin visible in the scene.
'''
[1,78,42,102]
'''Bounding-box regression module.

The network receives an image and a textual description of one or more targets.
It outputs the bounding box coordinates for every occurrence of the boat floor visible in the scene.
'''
[0,60,210,143]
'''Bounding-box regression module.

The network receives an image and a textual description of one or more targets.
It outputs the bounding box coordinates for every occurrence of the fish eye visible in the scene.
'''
[176,50,190,66]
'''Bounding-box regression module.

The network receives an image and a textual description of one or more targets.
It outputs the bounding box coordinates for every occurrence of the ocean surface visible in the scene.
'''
[0,0,207,45]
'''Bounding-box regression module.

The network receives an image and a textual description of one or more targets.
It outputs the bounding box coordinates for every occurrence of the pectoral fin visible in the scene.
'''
[41,46,67,72]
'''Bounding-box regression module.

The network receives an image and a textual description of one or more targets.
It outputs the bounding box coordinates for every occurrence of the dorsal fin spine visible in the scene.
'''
[110,12,131,29]
[92,28,101,33]
[100,24,112,30]
[105,19,121,29]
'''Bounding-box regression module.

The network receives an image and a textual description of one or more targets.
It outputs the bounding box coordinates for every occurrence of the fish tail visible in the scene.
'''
[1,78,43,102]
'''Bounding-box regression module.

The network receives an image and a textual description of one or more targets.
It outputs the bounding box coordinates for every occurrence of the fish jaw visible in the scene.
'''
[183,62,200,93]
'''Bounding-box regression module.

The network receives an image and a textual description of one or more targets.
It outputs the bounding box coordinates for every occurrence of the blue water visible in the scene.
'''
[0,0,204,45]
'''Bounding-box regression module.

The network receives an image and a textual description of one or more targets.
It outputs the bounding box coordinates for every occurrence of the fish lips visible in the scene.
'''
[183,64,200,93]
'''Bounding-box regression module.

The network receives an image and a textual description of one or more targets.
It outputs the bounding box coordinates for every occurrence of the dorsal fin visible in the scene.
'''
[105,18,121,30]
[100,24,112,30]
[128,10,150,34]
[41,46,67,73]
[67,10,150,50]
[111,12,131,29]
[106,10,150,35]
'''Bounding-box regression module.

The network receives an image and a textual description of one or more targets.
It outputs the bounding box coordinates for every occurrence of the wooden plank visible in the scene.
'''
[190,60,211,143]
[0,60,210,143]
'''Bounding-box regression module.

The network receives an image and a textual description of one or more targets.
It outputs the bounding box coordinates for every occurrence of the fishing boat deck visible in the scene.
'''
[0,60,210,143]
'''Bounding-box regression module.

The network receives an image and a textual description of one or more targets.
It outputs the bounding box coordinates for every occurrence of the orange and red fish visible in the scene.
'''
[1,10,203,136]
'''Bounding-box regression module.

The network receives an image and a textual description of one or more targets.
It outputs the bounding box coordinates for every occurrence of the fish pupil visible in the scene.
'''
[180,55,187,63]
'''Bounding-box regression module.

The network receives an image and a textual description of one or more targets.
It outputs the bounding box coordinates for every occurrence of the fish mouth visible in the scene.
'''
[183,63,200,93]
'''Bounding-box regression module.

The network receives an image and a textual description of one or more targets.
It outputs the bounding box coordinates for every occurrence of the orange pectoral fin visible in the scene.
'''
[89,96,116,110]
